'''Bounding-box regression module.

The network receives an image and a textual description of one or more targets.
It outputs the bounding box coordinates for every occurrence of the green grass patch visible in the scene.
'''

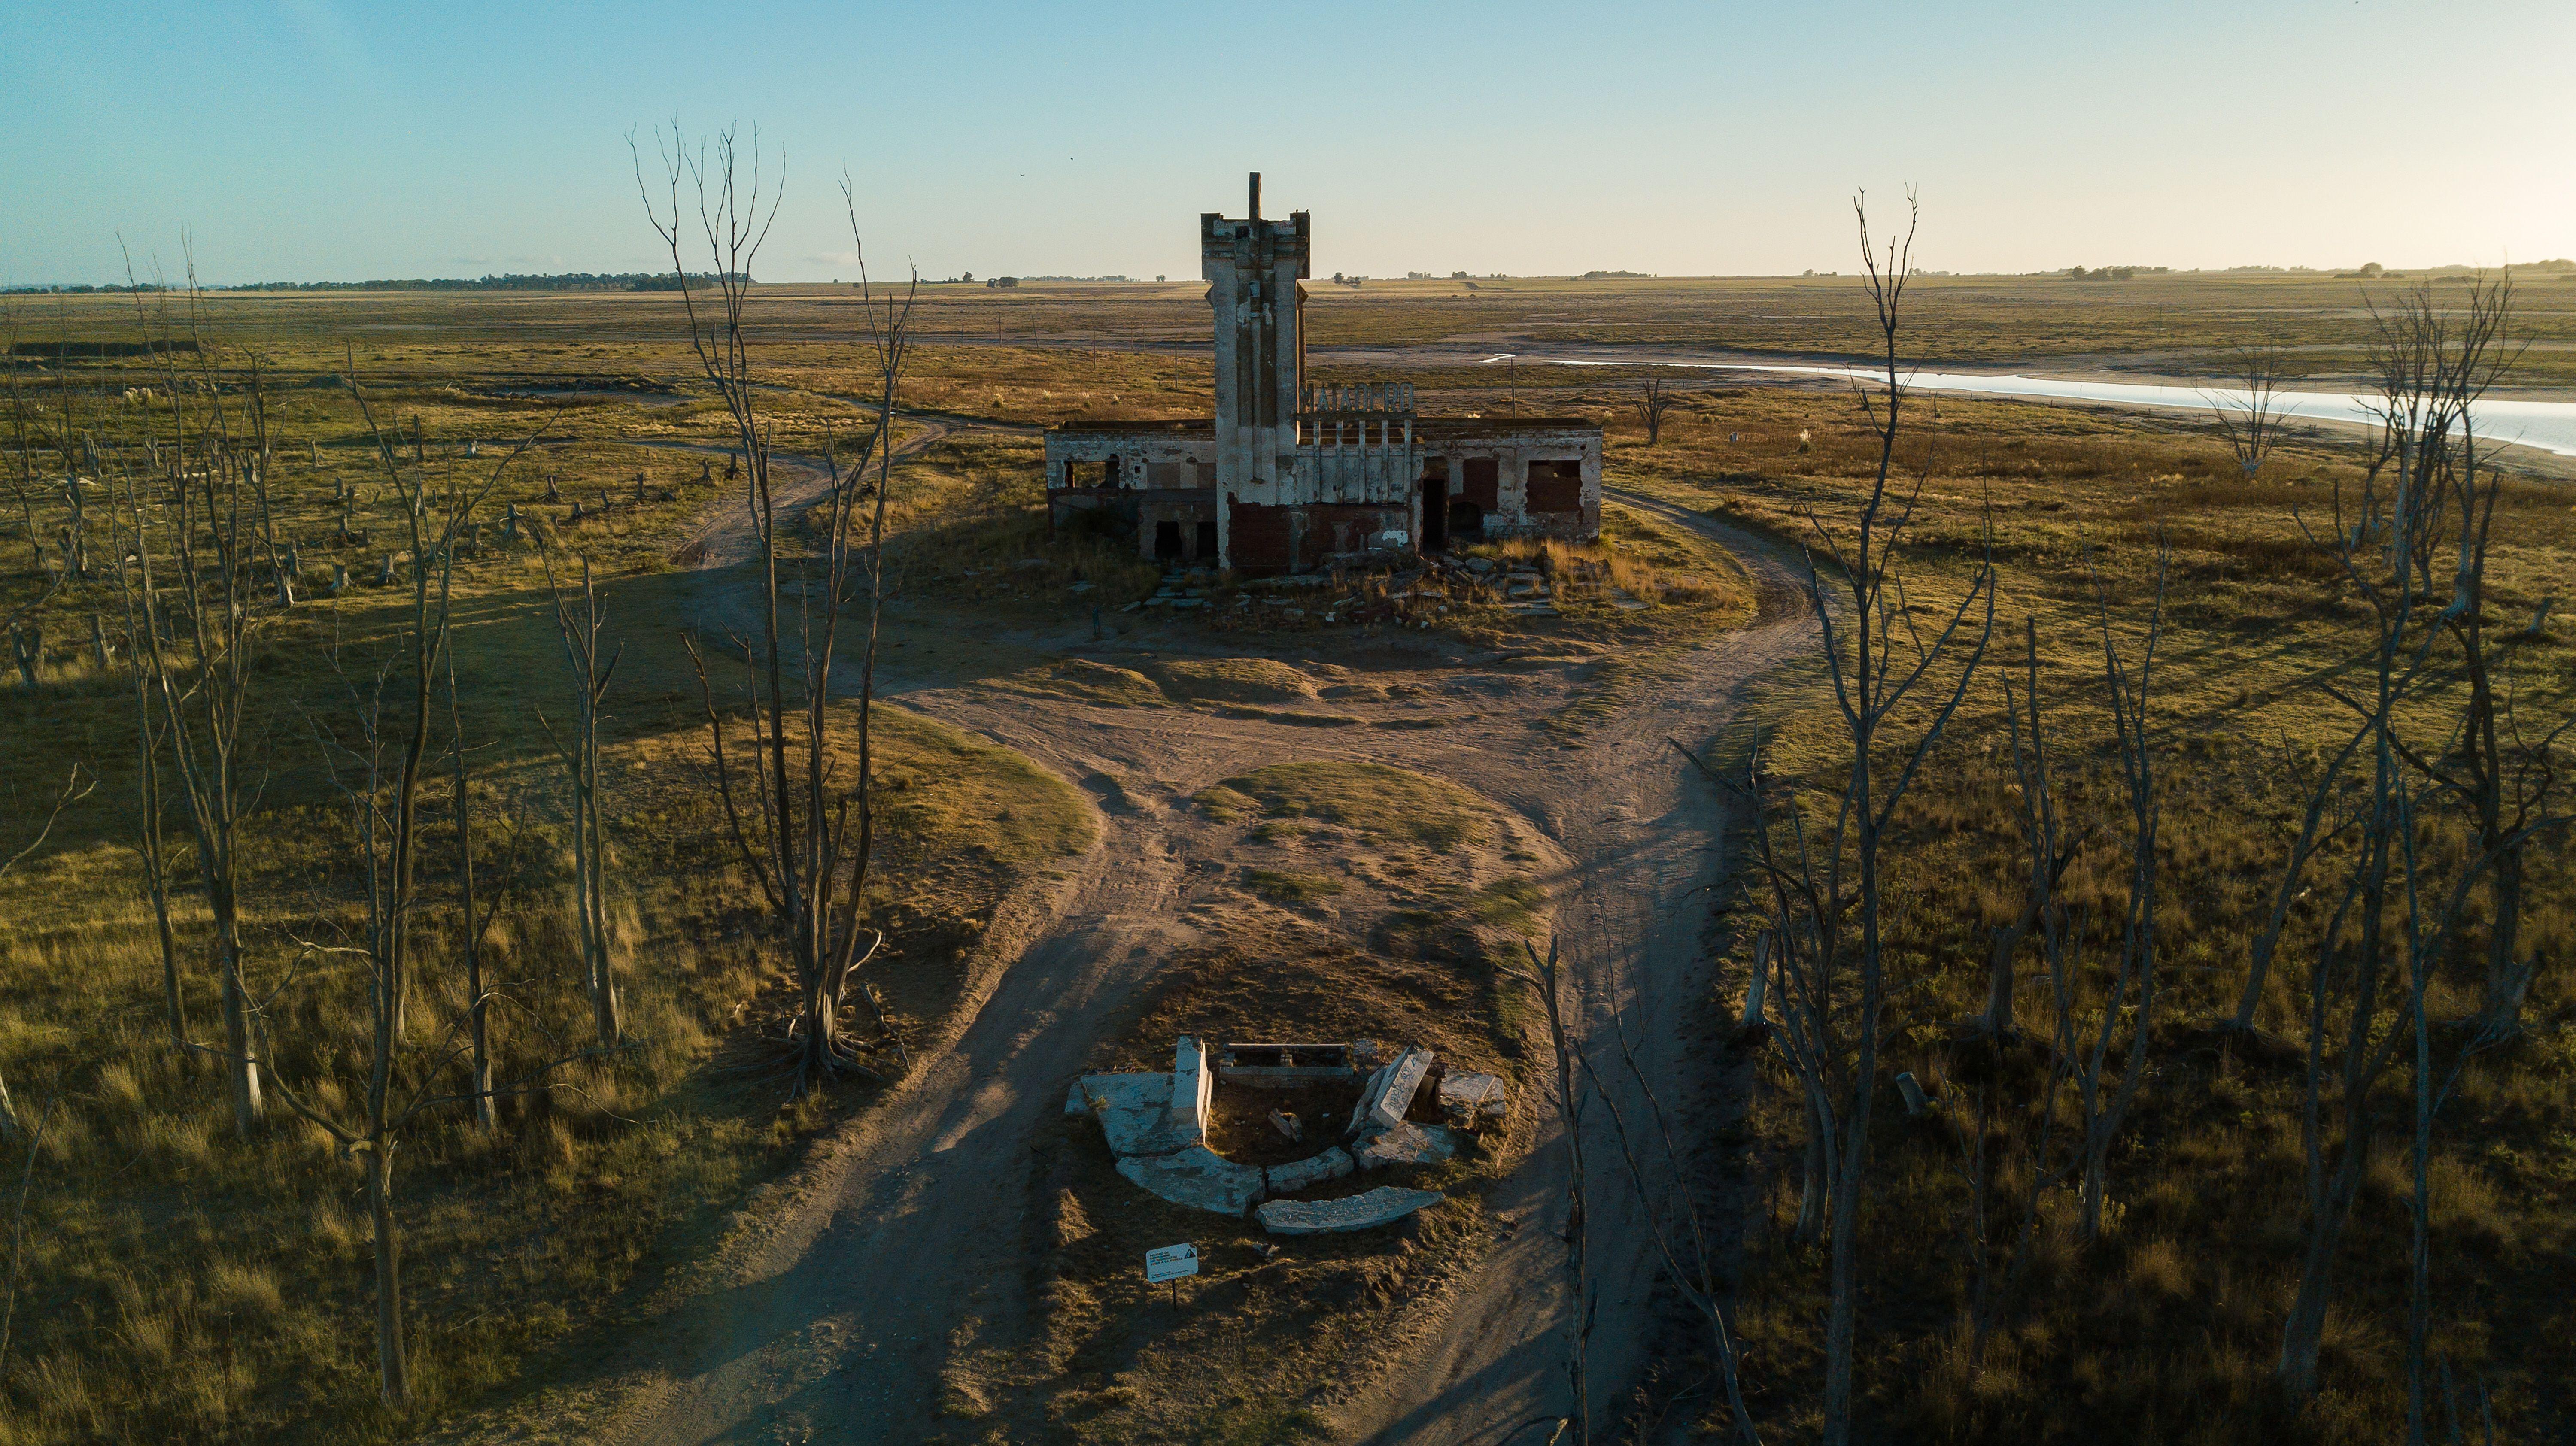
[1240,868,1343,905]
[1212,761,1488,852]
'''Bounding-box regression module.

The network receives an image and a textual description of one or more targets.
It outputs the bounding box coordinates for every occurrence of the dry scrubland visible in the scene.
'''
[1,273,2572,1443]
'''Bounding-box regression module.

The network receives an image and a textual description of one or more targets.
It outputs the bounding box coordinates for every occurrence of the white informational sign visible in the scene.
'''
[1144,1243,1200,1284]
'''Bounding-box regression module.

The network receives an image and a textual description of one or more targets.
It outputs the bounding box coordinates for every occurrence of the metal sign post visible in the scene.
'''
[1145,1243,1199,1308]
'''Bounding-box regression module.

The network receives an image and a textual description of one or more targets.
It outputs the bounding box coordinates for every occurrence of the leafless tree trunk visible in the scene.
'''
[2208,342,2297,479]
[2068,547,2167,1241]
[1807,191,1994,1446]
[542,552,622,1051]
[2273,276,2557,1401]
[1969,620,2091,1039]
[1633,377,1677,446]
[447,641,496,1129]
[118,276,272,1137]
[271,396,554,1404]
[640,124,913,1089]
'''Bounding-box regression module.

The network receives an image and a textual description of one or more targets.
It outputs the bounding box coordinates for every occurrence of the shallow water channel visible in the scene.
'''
[1493,355,2576,461]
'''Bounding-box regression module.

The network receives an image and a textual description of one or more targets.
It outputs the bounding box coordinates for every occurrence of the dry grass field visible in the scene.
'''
[2,271,2572,1443]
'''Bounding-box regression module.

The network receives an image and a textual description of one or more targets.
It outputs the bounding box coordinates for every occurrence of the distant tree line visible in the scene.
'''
[219,271,753,293]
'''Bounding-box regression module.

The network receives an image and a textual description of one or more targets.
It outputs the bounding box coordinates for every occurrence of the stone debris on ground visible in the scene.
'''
[1256,1186,1445,1236]
[1268,1108,1303,1142]
[1437,1071,1509,1129]
[1264,1145,1355,1194]
[1116,1145,1268,1217]
[1353,1121,1460,1170]
[1065,1072,1201,1157]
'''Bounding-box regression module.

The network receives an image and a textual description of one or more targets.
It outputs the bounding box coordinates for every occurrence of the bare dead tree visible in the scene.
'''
[2065,546,2166,1241]
[119,276,273,1137]
[2208,342,2297,479]
[2224,720,2369,1035]
[1764,188,1995,1446]
[2272,276,2549,1402]
[1507,937,1594,1445]
[639,124,914,1089]
[1633,376,1679,446]
[1968,619,2093,1039]
[0,764,92,885]
[1949,652,2080,1370]
[270,688,596,1407]
[540,552,622,1051]
[267,401,557,1404]
[0,1090,58,1379]
[446,637,504,1129]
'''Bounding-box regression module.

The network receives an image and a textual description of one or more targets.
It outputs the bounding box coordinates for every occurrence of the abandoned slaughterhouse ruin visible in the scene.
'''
[1044,174,1604,575]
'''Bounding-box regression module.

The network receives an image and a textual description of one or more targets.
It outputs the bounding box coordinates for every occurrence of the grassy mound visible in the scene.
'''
[1143,657,1320,705]
[1197,761,1488,852]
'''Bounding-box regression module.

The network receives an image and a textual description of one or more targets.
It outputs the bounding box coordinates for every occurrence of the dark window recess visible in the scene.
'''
[1463,457,1500,510]
[1194,461,1218,487]
[1148,461,1183,489]
[1525,460,1583,513]
[1154,521,1184,561]
[1196,520,1219,559]
[1104,455,1124,488]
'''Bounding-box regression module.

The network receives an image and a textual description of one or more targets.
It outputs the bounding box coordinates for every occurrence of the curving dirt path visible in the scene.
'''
[533,484,1818,1445]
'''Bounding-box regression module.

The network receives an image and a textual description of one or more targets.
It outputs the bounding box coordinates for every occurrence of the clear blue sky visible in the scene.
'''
[6,0,2570,286]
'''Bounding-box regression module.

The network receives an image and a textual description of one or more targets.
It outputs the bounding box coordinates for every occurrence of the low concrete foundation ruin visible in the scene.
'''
[1067,1035,1500,1232]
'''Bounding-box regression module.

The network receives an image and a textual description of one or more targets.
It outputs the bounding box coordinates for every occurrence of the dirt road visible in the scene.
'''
[552,484,1816,1445]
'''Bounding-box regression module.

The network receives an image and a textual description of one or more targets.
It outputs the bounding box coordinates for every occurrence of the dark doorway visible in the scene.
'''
[1104,455,1125,488]
[1195,520,1219,561]
[1452,500,1485,541]
[1154,520,1183,562]
[1419,476,1448,551]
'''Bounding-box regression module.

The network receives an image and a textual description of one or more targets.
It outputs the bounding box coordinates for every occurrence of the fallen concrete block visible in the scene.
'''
[1265,1146,1355,1194]
[1350,1049,1435,1136]
[1117,1144,1267,1217]
[1257,1185,1443,1236]
[1269,1109,1303,1143]
[1068,1072,1203,1156]
[1437,1071,1508,1128]
[1353,1122,1459,1170]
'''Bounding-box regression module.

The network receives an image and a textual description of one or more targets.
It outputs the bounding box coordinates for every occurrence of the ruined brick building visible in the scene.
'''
[1044,175,1603,575]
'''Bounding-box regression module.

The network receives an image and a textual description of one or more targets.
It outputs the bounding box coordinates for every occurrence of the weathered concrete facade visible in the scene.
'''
[1044,175,1604,575]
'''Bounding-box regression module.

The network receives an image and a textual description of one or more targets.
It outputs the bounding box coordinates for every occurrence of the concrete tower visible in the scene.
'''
[1201,172,1308,566]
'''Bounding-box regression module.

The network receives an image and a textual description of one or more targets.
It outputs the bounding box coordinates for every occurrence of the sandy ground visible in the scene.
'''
[496,465,1816,1444]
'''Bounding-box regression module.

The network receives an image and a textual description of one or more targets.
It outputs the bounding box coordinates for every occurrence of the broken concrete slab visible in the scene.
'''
[1437,1071,1508,1128]
[1257,1185,1443,1235]
[1349,1049,1436,1136]
[1352,1121,1460,1170]
[1117,1144,1268,1217]
[1067,1072,1202,1157]
[1264,1146,1355,1194]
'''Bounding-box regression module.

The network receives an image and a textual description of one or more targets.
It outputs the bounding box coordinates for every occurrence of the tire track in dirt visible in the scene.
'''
[518,488,1818,1445]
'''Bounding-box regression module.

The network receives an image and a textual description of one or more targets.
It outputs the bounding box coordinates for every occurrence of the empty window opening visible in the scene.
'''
[1154,520,1185,561]
[1525,460,1583,513]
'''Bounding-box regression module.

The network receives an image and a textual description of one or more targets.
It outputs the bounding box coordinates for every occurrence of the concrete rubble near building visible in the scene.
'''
[1064,1036,1499,1235]
[1045,173,1604,576]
